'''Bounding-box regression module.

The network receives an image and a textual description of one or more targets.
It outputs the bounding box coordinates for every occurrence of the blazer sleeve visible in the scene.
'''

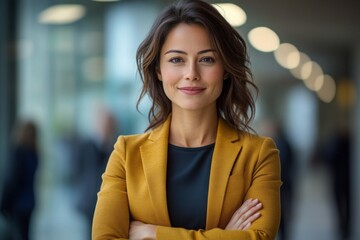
[156,137,282,240]
[92,136,129,240]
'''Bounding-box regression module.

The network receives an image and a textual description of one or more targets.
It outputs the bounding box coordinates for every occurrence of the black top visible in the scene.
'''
[166,143,214,230]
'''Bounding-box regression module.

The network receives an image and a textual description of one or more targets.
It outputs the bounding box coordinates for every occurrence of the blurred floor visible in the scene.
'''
[32,183,87,240]
[291,164,339,240]
[30,165,340,240]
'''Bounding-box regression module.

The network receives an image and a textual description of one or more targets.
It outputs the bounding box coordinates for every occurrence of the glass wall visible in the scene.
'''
[14,1,165,239]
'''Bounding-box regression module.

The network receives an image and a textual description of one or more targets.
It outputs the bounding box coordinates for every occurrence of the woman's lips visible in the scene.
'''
[178,87,206,95]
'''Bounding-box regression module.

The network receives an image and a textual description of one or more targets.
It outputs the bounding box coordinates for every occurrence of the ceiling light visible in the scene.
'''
[314,75,325,91]
[302,61,323,91]
[316,75,336,103]
[290,52,310,80]
[274,43,300,69]
[212,3,247,27]
[248,27,280,52]
[38,4,86,24]
[300,61,313,80]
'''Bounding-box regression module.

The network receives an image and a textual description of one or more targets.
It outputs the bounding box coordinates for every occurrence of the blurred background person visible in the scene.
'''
[0,120,39,240]
[275,123,295,240]
[259,117,295,240]
[71,107,118,240]
[323,125,351,240]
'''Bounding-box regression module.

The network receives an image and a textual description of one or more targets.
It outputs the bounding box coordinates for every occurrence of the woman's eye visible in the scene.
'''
[200,57,215,63]
[169,57,183,63]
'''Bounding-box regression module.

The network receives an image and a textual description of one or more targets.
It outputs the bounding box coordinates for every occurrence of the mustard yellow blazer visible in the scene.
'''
[92,116,281,240]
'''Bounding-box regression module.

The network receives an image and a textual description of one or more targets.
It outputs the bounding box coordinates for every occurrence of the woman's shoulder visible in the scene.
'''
[116,131,151,146]
[238,130,277,148]
[219,118,276,148]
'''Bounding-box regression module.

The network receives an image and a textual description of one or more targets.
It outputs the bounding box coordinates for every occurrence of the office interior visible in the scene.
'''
[1,0,359,240]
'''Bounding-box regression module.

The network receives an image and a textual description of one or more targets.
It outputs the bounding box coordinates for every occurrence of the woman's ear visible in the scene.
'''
[156,68,162,81]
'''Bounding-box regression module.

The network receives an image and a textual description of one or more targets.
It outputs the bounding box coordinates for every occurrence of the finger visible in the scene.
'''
[238,202,262,223]
[236,202,262,229]
[240,212,261,230]
[234,199,260,220]
[225,199,262,230]
[234,199,257,216]
[245,202,263,218]
[242,222,251,230]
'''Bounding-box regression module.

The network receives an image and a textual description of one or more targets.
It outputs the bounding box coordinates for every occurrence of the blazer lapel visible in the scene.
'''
[140,117,171,226]
[206,118,242,229]
[139,116,242,228]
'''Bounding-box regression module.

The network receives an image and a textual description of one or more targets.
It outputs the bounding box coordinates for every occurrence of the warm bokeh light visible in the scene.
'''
[336,79,357,109]
[38,4,86,24]
[314,74,324,91]
[290,52,310,79]
[248,27,280,52]
[316,74,336,103]
[212,3,247,27]
[274,43,300,69]
[300,61,313,80]
[302,61,323,91]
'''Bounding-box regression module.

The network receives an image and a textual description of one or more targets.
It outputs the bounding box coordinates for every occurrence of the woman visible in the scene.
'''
[92,0,281,239]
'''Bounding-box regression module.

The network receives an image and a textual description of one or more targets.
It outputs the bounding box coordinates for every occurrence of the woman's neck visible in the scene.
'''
[169,108,218,147]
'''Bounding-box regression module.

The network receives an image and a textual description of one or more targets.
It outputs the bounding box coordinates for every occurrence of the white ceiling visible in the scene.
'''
[235,0,360,47]
[228,0,360,82]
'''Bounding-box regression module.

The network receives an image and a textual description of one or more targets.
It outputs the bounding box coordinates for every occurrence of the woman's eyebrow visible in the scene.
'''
[164,49,216,55]
[164,49,186,55]
[198,49,216,54]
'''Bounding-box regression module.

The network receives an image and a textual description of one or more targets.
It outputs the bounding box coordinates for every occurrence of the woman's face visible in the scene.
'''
[157,23,226,113]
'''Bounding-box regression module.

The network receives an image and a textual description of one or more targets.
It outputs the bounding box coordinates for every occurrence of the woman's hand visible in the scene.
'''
[129,221,156,240]
[225,198,263,230]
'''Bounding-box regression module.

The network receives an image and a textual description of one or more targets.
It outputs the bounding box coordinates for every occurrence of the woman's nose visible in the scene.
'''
[185,62,200,81]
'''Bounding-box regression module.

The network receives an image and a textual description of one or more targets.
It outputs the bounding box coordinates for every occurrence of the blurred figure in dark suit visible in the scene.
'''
[72,109,117,239]
[259,118,294,240]
[325,126,351,240]
[0,120,39,240]
[275,126,294,240]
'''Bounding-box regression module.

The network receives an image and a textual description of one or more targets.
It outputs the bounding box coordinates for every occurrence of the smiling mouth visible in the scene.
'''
[178,87,206,95]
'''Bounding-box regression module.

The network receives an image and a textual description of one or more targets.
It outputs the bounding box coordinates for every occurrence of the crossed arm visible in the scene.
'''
[129,198,263,239]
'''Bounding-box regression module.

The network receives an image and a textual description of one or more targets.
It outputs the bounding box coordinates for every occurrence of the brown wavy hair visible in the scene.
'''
[136,0,258,132]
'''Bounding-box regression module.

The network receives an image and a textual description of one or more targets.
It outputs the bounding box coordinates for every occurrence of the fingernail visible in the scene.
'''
[252,198,258,203]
